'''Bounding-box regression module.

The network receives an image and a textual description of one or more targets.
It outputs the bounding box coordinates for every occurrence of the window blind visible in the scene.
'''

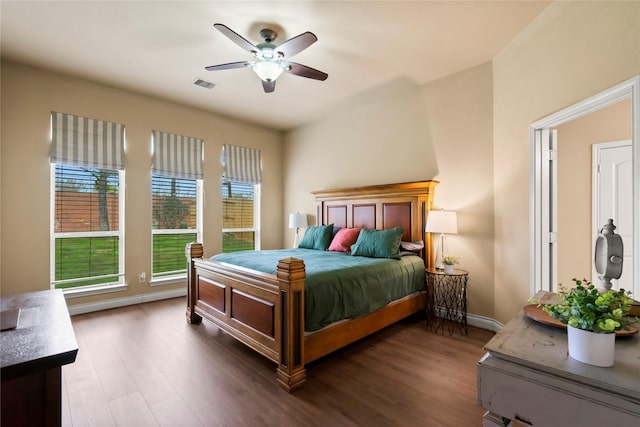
[152,130,203,180]
[152,175,197,277]
[222,144,262,184]
[53,165,122,288]
[51,111,125,169]
[222,180,256,252]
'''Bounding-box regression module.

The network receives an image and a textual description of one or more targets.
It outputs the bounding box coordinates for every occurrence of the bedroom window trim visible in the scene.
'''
[150,177,203,285]
[222,181,261,252]
[151,131,204,283]
[50,166,127,297]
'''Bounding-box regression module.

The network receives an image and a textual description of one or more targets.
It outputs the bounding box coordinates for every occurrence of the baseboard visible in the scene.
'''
[467,313,503,332]
[67,287,186,316]
[432,306,503,332]
[67,288,505,332]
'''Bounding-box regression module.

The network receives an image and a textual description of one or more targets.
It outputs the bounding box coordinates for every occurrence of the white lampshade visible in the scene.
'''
[425,210,458,234]
[253,61,284,82]
[288,213,308,229]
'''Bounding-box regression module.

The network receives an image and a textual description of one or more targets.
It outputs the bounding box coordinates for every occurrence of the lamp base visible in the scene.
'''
[434,233,446,271]
[292,229,300,248]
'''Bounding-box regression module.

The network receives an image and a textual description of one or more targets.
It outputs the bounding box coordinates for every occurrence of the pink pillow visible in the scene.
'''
[328,227,361,253]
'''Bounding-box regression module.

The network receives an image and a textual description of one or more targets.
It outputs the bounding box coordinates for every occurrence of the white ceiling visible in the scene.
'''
[0,1,549,131]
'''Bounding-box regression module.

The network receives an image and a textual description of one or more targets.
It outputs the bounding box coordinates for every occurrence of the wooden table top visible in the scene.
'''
[1,289,78,381]
[484,291,640,401]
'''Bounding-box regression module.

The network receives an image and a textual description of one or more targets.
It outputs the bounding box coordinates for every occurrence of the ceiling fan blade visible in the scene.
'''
[214,23,257,53]
[287,62,328,81]
[276,32,318,58]
[205,61,250,71]
[262,80,276,93]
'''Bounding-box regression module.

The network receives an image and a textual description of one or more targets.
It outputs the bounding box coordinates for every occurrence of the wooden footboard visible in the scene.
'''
[186,242,426,392]
[186,242,307,392]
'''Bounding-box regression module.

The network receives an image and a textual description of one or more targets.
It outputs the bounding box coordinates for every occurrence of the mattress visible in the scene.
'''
[212,248,425,331]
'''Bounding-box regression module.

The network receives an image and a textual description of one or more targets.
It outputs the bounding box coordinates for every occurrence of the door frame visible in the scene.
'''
[529,76,639,296]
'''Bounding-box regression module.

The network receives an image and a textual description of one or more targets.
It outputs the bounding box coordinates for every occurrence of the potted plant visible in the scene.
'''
[540,278,636,367]
[442,255,458,274]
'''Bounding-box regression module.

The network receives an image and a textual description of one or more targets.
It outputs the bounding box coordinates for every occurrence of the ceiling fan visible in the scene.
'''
[205,23,328,93]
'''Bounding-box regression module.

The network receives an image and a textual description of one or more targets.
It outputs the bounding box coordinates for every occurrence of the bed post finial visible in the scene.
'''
[185,242,204,324]
[276,257,307,392]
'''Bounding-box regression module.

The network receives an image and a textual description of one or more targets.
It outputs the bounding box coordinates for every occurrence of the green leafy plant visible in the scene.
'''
[442,255,459,265]
[538,278,636,333]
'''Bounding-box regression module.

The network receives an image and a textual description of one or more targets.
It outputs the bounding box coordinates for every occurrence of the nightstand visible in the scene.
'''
[426,267,468,335]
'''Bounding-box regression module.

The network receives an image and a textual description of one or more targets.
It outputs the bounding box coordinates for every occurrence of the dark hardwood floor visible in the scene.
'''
[62,297,495,426]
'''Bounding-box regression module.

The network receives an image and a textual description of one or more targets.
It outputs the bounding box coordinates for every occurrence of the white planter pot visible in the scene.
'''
[443,264,454,274]
[567,326,615,367]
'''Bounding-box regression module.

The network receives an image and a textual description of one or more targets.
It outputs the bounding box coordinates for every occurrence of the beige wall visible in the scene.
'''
[493,1,640,322]
[0,61,283,305]
[555,99,632,286]
[2,2,638,327]
[285,1,640,324]
[284,63,496,319]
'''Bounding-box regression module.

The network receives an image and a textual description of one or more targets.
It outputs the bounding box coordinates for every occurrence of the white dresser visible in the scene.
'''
[477,292,640,426]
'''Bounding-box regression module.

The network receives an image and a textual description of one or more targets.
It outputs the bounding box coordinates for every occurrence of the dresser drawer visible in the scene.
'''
[477,355,640,426]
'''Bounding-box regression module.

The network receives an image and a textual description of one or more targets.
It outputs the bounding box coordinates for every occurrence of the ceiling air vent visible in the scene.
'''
[193,78,216,89]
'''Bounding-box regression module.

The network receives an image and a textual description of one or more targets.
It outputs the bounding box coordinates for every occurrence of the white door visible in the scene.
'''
[592,140,633,292]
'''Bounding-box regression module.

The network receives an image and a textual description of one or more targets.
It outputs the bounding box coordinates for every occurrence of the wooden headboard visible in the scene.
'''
[312,181,439,268]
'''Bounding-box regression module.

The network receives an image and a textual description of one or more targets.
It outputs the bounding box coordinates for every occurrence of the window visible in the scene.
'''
[50,112,125,291]
[221,145,262,253]
[152,175,201,278]
[151,130,203,281]
[52,165,125,288]
[222,180,260,252]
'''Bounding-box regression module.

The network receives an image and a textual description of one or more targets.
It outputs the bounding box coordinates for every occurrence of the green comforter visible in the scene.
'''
[211,249,425,332]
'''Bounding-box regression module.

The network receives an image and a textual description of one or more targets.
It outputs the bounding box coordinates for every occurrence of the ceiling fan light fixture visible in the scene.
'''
[207,23,328,92]
[252,61,284,82]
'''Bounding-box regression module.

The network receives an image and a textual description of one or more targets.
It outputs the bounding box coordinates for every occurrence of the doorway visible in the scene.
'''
[530,76,639,297]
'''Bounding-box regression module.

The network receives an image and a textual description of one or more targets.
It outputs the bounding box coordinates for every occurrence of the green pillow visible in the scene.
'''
[298,224,334,250]
[350,227,404,259]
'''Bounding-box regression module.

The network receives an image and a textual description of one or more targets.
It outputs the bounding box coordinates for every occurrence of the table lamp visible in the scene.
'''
[425,210,458,270]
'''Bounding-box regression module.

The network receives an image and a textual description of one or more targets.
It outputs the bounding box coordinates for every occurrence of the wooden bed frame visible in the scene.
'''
[186,180,438,392]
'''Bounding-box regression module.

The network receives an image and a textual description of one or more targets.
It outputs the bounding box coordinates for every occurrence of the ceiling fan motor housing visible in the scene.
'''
[259,28,277,44]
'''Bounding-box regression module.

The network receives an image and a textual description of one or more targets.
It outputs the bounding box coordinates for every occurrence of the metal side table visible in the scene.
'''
[426,268,468,335]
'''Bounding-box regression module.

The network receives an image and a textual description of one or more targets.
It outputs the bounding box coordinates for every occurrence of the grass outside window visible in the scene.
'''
[55,234,200,289]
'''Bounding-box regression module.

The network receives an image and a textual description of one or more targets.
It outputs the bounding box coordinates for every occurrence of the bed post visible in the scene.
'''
[185,242,203,324]
[276,257,307,392]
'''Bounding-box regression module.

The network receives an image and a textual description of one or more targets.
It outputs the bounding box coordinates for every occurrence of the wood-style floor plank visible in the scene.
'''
[66,384,116,426]
[108,391,159,426]
[150,395,204,427]
[64,297,494,426]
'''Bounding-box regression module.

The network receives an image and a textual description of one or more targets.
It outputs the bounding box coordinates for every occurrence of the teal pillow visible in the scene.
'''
[298,224,334,250]
[350,227,404,259]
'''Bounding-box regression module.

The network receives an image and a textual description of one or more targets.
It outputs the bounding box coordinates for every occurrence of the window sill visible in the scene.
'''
[150,275,186,287]
[61,283,128,299]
